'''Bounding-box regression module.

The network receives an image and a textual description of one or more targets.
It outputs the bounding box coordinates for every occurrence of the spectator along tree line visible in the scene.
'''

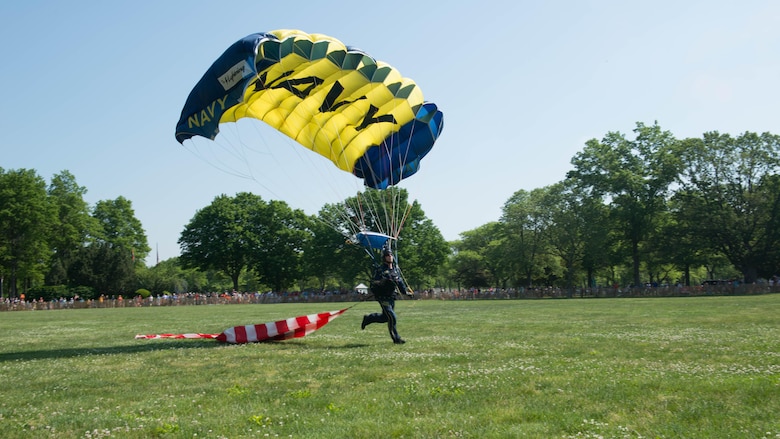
[2,122,780,301]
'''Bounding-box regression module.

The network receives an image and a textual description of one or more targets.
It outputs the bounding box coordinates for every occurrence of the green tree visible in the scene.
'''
[536,182,586,290]
[675,131,780,282]
[304,205,365,289]
[248,199,310,292]
[394,200,449,291]
[66,242,135,298]
[641,208,680,286]
[450,249,490,290]
[435,248,458,291]
[501,188,551,287]
[458,222,512,288]
[655,192,707,286]
[756,174,780,277]
[0,168,55,297]
[178,193,261,291]
[566,184,614,288]
[46,170,98,286]
[93,196,150,264]
[92,242,136,295]
[567,122,679,287]
[136,257,209,295]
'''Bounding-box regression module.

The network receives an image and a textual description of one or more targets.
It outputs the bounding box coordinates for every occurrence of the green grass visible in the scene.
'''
[1,296,779,438]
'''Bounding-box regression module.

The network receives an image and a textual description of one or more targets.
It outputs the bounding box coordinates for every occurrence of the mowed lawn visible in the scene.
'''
[0,295,778,438]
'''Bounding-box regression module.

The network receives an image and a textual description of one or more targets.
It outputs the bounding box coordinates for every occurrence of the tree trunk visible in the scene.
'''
[632,240,641,287]
[742,266,758,284]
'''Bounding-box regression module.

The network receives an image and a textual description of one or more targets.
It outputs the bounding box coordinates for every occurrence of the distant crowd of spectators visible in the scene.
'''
[1,290,362,311]
[2,282,778,312]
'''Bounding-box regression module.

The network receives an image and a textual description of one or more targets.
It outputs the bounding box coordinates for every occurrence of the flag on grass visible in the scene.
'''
[135,308,348,344]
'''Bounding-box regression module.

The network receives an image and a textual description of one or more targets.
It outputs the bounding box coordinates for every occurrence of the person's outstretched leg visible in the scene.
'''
[362,299,389,329]
[379,298,403,343]
[362,299,404,343]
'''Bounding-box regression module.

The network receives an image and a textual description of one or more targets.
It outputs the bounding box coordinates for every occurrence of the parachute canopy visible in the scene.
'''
[353,231,393,250]
[175,29,443,189]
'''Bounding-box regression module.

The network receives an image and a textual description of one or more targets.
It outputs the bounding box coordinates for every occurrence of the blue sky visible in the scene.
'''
[2,1,779,264]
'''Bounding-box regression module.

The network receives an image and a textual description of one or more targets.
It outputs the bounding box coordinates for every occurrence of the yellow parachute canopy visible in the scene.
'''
[175,30,443,189]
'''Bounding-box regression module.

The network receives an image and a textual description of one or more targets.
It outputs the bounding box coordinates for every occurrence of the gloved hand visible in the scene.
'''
[406,289,414,297]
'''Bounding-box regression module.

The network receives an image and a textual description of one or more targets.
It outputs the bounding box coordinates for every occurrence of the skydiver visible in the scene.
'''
[361,248,414,344]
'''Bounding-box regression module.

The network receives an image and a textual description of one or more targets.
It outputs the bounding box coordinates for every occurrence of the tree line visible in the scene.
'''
[2,121,779,299]
[0,169,449,299]
[451,122,780,290]
[0,169,149,299]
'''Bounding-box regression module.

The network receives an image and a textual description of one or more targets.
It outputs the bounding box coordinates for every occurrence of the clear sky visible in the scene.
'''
[2,1,779,264]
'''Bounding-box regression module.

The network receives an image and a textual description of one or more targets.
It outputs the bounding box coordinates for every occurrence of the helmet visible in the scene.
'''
[382,249,393,257]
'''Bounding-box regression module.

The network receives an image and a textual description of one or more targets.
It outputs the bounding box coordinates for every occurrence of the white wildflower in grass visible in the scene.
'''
[562,419,645,439]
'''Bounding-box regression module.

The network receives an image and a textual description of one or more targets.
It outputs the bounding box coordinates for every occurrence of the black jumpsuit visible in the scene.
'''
[362,262,409,343]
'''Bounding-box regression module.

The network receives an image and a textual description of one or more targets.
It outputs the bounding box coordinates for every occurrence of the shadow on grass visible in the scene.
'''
[0,339,218,362]
[0,339,371,362]
[275,341,371,350]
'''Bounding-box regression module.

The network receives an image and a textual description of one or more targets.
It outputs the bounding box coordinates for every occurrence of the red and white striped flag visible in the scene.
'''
[135,308,348,344]
[217,309,347,343]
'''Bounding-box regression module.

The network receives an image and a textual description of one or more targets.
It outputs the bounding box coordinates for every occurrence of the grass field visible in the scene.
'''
[0,295,778,438]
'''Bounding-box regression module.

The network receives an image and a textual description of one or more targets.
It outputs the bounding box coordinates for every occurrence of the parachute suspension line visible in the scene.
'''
[183,131,280,200]
[184,133,252,180]
[282,114,359,208]
[353,187,403,240]
[356,191,367,230]
[305,81,412,240]
[352,189,377,235]
[395,202,413,240]
[393,188,402,234]
[220,81,357,244]
[352,197,368,236]
[264,94,349,204]
[367,195,384,238]
[273,84,380,244]
[377,189,401,238]
[230,119,274,186]
[384,190,397,238]
[374,186,401,239]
